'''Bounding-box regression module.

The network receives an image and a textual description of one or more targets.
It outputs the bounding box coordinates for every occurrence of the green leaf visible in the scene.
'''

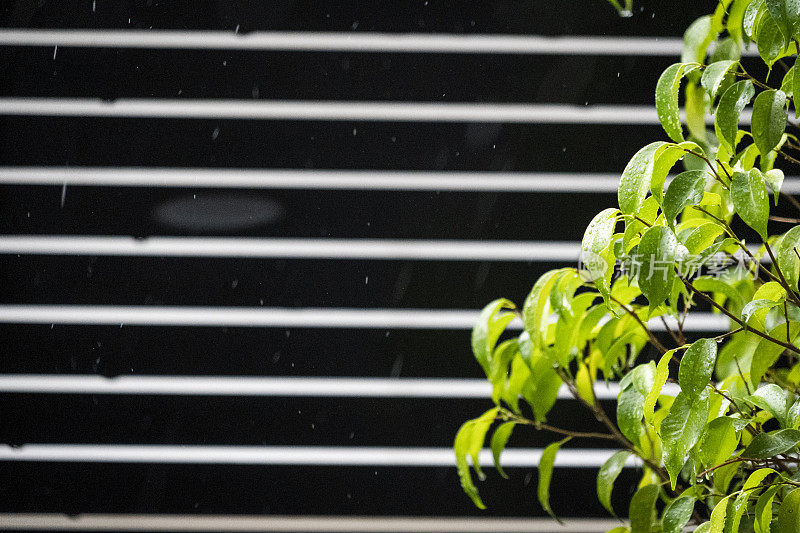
[795,57,800,118]
[617,386,646,446]
[701,60,739,101]
[751,89,788,157]
[520,349,563,422]
[679,338,717,399]
[696,417,739,469]
[731,169,770,239]
[765,0,800,44]
[682,16,715,66]
[742,428,800,458]
[472,299,516,376]
[729,0,754,45]
[663,170,710,226]
[454,408,500,509]
[692,276,746,311]
[652,142,703,203]
[490,422,516,480]
[522,269,568,352]
[628,484,659,533]
[583,208,619,256]
[619,142,667,215]
[662,390,710,488]
[682,223,725,255]
[709,495,731,533]
[656,64,692,143]
[694,523,711,533]
[638,225,678,309]
[749,383,794,428]
[765,168,785,205]
[715,80,755,154]
[596,450,630,517]
[742,298,783,323]
[538,437,569,523]
[754,484,780,533]
[775,225,800,291]
[662,496,696,533]
[644,350,673,428]
[755,8,791,65]
[777,488,800,533]
[685,82,709,142]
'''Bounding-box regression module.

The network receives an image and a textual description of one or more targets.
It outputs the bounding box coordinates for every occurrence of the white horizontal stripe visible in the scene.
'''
[0,167,796,192]
[0,29,690,55]
[0,374,682,399]
[0,98,725,124]
[0,236,580,261]
[0,514,625,533]
[0,305,729,331]
[0,444,635,468]
[0,167,625,192]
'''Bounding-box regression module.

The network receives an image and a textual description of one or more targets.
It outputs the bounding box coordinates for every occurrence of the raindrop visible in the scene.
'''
[26,212,30,218]
[385,331,390,337]
[346,493,352,499]
[285,330,291,338]
[351,21,359,30]
[222,60,227,66]
[349,432,355,439]
[231,279,238,288]
[272,353,281,363]
[619,9,633,17]
[352,128,357,136]
[259,299,264,305]
[365,276,369,285]
[92,0,96,12]
[53,46,58,59]
[235,24,240,34]
[60,183,67,207]
[524,472,533,485]
[311,423,315,429]
[211,127,220,140]
[252,86,260,98]
[390,136,397,143]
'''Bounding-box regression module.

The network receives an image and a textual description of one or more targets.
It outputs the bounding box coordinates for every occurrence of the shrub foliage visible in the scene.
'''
[456,1,800,531]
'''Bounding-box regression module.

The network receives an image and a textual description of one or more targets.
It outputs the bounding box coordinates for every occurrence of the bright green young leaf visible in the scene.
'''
[682,223,725,255]
[471,299,516,376]
[701,60,739,101]
[538,437,570,523]
[775,225,800,291]
[619,142,667,214]
[662,496,696,533]
[685,82,708,142]
[596,450,631,517]
[663,170,709,226]
[520,348,563,421]
[744,0,767,38]
[583,208,619,256]
[656,64,693,143]
[765,168,785,205]
[694,523,711,533]
[731,169,770,239]
[490,422,516,479]
[729,0,754,44]
[682,16,715,66]
[651,142,703,203]
[777,488,800,533]
[742,428,800,458]
[662,390,710,488]
[781,64,795,95]
[751,89,788,156]
[679,338,717,399]
[522,269,568,352]
[454,408,500,509]
[628,483,659,533]
[638,225,678,309]
[644,349,673,426]
[709,495,731,533]
[715,80,755,154]
[754,484,780,533]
